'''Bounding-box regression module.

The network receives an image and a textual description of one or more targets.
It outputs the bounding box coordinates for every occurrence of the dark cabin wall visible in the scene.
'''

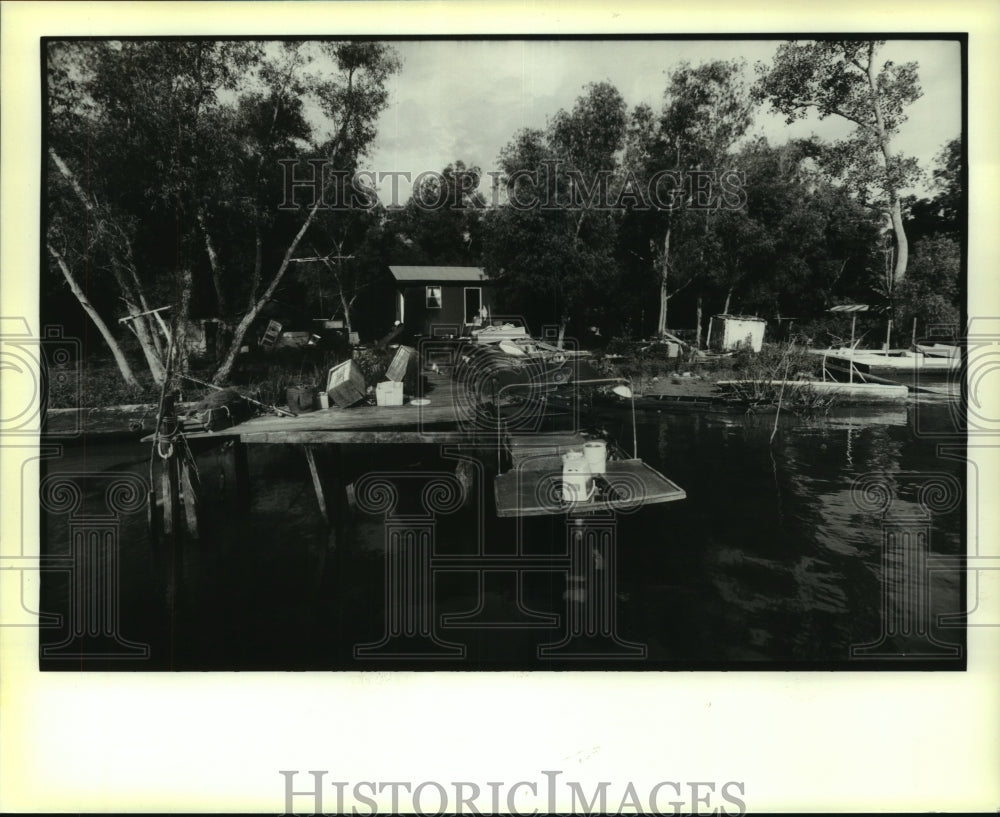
[400,283,496,337]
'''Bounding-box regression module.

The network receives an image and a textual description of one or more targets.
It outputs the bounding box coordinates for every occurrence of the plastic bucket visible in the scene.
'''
[583,440,607,474]
[561,451,594,502]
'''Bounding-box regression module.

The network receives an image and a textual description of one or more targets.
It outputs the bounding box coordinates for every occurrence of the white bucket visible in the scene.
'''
[561,450,594,503]
[583,440,607,474]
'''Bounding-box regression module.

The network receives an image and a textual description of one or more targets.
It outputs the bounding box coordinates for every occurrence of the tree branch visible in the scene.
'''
[48,241,139,386]
[788,98,872,131]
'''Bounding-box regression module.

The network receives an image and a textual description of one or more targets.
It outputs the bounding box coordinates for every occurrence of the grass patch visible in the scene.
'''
[47,345,409,411]
[720,342,831,413]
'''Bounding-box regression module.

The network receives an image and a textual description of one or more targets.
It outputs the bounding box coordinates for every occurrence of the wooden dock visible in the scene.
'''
[141,374,503,537]
[146,374,495,446]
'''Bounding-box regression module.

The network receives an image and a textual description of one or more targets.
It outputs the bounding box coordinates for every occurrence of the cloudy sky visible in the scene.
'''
[362,38,961,201]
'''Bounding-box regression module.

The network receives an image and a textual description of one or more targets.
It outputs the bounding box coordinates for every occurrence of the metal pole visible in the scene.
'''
[849,315,856,384]
[631,386,638,459]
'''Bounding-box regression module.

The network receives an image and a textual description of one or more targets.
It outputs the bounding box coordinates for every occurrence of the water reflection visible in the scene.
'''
[39,405,965,669]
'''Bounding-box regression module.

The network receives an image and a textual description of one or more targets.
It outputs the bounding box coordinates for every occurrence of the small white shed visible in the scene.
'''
[709,314,766,353]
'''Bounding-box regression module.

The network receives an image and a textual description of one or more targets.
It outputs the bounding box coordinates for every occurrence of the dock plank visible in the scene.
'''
[140,372,482,444]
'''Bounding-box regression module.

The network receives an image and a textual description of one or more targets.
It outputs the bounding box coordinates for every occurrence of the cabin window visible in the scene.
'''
[426,286,442,309]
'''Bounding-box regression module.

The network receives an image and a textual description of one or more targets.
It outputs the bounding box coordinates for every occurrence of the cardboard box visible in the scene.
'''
[326,360,366,407]
[375,380,404,406]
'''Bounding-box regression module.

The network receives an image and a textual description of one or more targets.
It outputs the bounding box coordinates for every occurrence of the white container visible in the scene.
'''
[561,450,594,503]
[376,380,404,406]
[583,440,607,474]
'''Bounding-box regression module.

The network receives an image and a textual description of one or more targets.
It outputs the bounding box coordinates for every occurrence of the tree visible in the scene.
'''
[756,40,923,287]
[48,41,271,381]
[893,235,961,334]
[45,40,401,386]
[906,137,963,242]
[623,60,754,339]
[386,161,487,265]
[481,83,628,344]
[303,201,394,339]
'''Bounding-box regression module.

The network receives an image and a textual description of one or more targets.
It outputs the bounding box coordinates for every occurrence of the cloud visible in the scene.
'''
[365,39,961,201]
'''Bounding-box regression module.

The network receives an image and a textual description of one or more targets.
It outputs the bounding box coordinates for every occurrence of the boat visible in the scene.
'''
[808,346,960,387]
[469,318,530,344]
[914,342,961,360]
[451,335,602,419]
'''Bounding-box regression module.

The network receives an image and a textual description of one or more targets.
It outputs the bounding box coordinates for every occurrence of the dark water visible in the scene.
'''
[39,401,966,670]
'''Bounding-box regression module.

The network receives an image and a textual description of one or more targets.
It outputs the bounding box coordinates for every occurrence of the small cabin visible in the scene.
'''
[389,265,497,338]
[708,314,766,353]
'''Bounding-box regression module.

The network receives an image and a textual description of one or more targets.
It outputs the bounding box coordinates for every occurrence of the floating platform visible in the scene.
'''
[494,458,686,518]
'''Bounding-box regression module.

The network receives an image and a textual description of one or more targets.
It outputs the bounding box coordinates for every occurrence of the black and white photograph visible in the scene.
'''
[2,2,999,813]
[36,34,968,671]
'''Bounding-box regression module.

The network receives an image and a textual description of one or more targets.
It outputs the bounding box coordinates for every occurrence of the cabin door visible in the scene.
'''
[464,287,482,325]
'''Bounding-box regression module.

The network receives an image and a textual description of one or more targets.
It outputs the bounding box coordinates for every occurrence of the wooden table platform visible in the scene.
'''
[494,459,686,517]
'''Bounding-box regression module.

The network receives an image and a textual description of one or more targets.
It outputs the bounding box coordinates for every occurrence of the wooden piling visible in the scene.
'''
[168,457,182,537]
[233,441,251,512]
[160,463,174,535]
[179,458,200,539]
[303,445,329,525]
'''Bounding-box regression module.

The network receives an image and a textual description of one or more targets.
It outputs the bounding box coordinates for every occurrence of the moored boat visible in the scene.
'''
[808,346,960,387]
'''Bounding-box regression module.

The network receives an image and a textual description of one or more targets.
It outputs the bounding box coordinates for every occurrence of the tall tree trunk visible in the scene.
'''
[48,243,139,387]
[695,295,703,349]
[656,225,671,337]
[212,203,321,385]
[123,302,167,383]
[197,209,228,316]
[886,196,908,284]
[174,267,195,374]
[339,289,354,336]
[50,147,167,380]
[865,43,909,283]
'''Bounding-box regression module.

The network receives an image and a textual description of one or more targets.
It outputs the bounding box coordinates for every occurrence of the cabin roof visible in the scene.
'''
[389,265,487,283]
[713,313,766,323]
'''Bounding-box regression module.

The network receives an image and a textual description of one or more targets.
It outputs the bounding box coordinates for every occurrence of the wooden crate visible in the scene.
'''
[326,360,366,407]
[385,345,416,382]
[375,380,404,406]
